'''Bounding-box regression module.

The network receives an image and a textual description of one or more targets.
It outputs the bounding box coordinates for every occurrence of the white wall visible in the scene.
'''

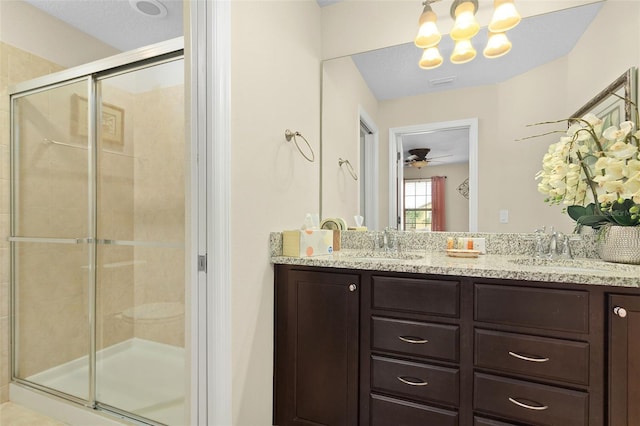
[566,0,640,112]
[230,1,321,425]
[321,56,378,222]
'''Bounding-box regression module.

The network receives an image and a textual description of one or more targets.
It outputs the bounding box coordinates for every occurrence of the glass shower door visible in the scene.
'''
[94,58,186,425]
[11,78,93,402]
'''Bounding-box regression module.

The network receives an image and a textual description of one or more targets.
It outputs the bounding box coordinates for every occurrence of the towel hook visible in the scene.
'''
[338,158,358,181]
[285,129,315,162]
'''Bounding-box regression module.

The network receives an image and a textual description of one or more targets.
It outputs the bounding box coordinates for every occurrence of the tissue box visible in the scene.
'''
[282,229,334,257]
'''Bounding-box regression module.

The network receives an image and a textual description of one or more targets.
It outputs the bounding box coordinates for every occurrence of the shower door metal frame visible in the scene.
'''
[9,38,185,425]
[9,74,96,409]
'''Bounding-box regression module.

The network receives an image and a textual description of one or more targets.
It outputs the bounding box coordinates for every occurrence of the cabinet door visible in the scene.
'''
[609,294,640,426]
[275,268,360,426]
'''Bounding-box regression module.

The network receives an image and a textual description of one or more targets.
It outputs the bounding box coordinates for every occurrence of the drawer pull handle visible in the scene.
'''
[398,336,429,344]
[508,351,549,363]
[508,397,549,411]
[397,376,428,386]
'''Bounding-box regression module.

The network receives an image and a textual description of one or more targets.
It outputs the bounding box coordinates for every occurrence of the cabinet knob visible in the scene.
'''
[614,306,627,318]
[348,283,357,292]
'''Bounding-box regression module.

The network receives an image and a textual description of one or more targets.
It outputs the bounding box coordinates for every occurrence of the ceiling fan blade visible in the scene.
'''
[406,154,419,161]
[425,154,453,160]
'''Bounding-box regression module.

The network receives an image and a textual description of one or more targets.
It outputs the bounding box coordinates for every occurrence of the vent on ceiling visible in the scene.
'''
[130,0,168,18]
[429,76,457,86]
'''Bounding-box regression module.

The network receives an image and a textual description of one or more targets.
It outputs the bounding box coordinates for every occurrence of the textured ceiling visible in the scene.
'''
[351,2,602,100]
[24,0,183,52]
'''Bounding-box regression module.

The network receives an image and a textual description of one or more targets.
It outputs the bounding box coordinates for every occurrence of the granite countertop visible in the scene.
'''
[271,249,640,288]
[270,231,640,288]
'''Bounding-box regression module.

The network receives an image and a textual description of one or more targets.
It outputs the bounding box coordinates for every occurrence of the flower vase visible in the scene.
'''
[597,224,640,265]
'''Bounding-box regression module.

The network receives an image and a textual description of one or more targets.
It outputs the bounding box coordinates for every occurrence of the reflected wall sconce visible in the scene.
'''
[415,0,521,69]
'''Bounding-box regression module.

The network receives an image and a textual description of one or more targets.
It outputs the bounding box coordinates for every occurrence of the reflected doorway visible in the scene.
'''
[389,118,478,232]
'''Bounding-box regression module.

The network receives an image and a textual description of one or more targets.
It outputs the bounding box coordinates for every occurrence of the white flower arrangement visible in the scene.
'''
[532,109,640,229]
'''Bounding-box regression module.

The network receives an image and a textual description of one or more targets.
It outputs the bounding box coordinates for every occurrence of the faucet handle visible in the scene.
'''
[534,226,546,233]
[559,234,573,259]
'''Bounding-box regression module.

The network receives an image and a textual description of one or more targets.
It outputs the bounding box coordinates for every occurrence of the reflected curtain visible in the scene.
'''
[432,176,446,231]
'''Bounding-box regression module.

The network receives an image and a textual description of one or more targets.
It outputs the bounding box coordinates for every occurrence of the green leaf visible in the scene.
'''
[567,205,588,222]
[576,214,612,229]
[610,199,637,226]
[567,203,599,223]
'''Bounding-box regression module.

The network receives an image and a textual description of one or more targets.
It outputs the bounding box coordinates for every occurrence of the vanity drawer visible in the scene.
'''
[371,355,459,406]
[372,276,459,317]
[474,284,589,333]
[474,417,518,426]
[371,393,458,426]
[474,373,588,426]
[475,329,589,385]
[373,316,459,362]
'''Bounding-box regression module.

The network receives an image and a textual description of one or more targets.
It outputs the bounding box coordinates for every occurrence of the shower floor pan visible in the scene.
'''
[26,338,185,425]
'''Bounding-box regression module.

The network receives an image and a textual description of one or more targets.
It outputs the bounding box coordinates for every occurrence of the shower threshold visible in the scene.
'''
[14,338,185,426]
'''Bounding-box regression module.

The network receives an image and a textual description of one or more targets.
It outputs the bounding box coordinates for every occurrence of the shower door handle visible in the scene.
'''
[97,239,182,248]
[8,236,91,244]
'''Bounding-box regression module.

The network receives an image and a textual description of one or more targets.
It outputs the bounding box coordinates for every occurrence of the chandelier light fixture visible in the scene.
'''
[414,0,521,69]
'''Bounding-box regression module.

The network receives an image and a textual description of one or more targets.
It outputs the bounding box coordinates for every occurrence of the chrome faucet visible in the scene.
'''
[383,227,397,253]
[530,226,580,260]
[533,227,546,258]
[559,234,573,259]
[547,227,559,259]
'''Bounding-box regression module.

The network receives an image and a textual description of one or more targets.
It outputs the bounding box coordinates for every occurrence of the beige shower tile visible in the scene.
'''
[0,214,9,249]
[0,145,8,180]
[0,43,9,77]
[0,248,7,284]
[0,316,8,357]
[0,349,8,388]
[0,282,8,317]
[0,386,8,404]
[0,110,8,146]
[0,178,8,215]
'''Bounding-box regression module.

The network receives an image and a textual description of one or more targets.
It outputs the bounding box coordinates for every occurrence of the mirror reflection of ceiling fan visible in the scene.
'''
[404,148,452,169]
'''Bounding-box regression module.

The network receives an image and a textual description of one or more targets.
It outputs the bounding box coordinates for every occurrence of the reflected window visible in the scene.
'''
[404,178,432,230]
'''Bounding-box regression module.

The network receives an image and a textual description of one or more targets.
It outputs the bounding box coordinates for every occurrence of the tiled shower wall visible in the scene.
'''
[0,41,65,402]
[132,84,185,347]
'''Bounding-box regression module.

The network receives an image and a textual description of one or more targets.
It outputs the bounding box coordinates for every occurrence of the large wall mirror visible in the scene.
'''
[320,0,640,233]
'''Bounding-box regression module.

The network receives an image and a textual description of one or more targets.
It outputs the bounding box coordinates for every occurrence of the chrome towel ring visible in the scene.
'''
[338,158,358,181]
[285,129,315,162]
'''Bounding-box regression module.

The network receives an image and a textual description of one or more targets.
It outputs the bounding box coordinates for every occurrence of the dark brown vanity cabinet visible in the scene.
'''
[609,294,640,426]
[273,266,360,426]
[273,264,638,426]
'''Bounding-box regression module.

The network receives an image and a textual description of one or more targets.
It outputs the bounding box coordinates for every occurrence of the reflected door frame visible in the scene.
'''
[388,118,478,232]
[359,106,379,230]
